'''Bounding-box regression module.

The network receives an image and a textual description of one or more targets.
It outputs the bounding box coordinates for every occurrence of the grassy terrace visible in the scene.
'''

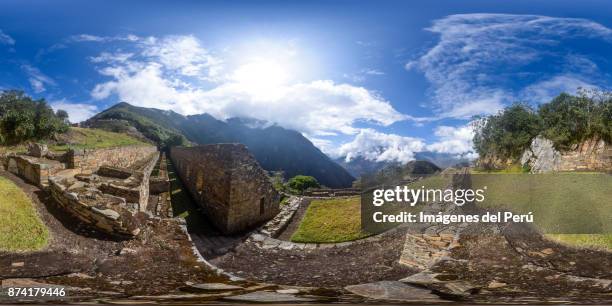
[50,127,149,152]
[291,175,449,243]
[0,177,48,252]
[0,127,150,155]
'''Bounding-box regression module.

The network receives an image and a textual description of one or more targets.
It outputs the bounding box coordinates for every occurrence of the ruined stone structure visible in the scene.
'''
[47,150,158,237]
[170,144,280,234]
[3,143,159,237]
[303,188,361,197]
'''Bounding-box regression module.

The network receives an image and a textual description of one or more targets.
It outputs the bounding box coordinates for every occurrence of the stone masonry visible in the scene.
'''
[521,136,611,173]
[170,144,280,234]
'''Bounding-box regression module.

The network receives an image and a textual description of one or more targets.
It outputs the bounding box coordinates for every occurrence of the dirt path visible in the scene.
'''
[212,226,416,288]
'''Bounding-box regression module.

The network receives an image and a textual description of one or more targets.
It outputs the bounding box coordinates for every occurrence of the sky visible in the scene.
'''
[1,0,611,163]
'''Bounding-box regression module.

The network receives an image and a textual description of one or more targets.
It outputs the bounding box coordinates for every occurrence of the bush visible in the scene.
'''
[287,175,320,193]
[0,90,69,144]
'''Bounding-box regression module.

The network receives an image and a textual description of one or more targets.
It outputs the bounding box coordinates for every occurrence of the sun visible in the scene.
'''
[232,58,290,94]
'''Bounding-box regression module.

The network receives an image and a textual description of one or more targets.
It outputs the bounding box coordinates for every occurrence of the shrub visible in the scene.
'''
[287,175,320,193]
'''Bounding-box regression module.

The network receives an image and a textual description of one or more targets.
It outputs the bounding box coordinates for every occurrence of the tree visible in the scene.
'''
[0,90,69,144]
[56,109,69,123]
[287,175,320,193]
[473,103,541,159]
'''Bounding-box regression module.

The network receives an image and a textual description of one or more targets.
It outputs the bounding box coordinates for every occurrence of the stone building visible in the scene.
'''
[170,144,280,234]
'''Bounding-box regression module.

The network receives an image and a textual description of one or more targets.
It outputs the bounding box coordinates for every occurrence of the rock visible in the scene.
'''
[118,248,138,256]
[565,275,612,289]
[399,271,455,285]
[11,262,24,267]
[91,207,121,221]
[181,283,243,292]
[28,143,48,158]
[276,288,300,294]
[487,280,507,289]
[540,248,554,255]
[442,281,479,296]
[520,136,561,173]
[345,281,444,302]
[223,291,315,303]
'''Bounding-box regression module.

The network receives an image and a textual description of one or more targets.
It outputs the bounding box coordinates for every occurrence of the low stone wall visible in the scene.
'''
[67,145,157,174]
[48,178,141,237]
[303,188,360,197]
[149,177,170,195]
[5,155,65,187]
[98,152,159,211]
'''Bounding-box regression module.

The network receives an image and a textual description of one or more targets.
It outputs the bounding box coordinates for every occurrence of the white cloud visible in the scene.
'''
[69,34,140,43]
[331,129,426,164]
[22,65,55,93]
[88,35,407,137]
[521,74,598,104]
[426,124,476,157]
[0,30,15,45]
[408,14,612,119]
[50,100,98,123]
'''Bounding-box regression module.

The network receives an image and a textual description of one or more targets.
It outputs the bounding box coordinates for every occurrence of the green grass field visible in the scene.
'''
[290,197,369,243]
[291,175,450,243]
[0,177,49,252]
[49,127,149,152]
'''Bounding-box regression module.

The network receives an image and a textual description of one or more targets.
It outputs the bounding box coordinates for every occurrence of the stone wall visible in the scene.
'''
[170,144,280,234]
[67,145,157,174]
[5,155,65,187]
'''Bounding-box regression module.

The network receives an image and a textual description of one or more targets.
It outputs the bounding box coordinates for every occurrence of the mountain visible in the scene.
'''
[85,102,355,188]
[337,151,469,178]
[335,156,399,178]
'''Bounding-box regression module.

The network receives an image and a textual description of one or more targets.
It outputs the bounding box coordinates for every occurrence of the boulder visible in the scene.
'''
[27,143,48,158]
[223,291,315,303]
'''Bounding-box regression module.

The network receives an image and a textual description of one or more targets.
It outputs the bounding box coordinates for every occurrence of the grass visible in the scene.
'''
[291,175,451,243]
[49,127,149,152]
[0,177,49,252]
[290,197,369,243]
[470,172,611,250]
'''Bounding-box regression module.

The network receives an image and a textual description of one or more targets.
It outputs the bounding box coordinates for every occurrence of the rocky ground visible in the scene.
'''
[1,168,611,304]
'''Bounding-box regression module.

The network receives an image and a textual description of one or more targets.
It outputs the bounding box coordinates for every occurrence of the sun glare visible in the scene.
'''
[232,58,290,93]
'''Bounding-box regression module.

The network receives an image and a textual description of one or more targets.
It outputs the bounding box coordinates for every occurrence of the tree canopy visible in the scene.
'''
[0,90,69,145]
[473,89,612,160]
[287,175,320,193]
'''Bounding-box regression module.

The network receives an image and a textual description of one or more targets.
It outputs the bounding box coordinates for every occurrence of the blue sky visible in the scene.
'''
[1,0,611,162]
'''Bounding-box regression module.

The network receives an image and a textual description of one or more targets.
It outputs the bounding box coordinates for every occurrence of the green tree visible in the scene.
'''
[473,103,542,159]
[287,175,320,193]
[0,90,69,144]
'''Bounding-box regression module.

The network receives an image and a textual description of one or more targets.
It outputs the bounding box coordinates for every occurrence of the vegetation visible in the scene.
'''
[287,175,320,193]
[0,90,69,145]
[88,102,189,149]
[474,89,612,160]
[49,127,149,152]
[0,177,49,251]
[290,197,370,243]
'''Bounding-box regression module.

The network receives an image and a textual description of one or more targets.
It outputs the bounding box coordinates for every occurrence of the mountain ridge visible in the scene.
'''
[85,102,355,188]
